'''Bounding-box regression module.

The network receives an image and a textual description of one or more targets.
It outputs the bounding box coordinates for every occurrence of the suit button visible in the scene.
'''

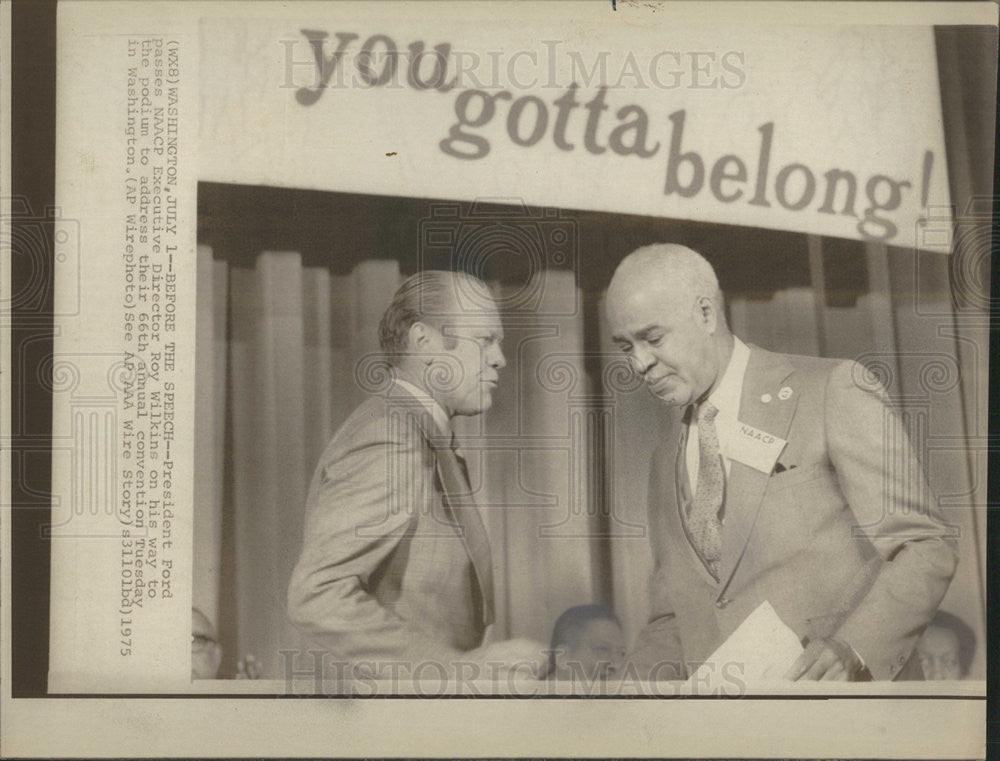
[716,597,731,609]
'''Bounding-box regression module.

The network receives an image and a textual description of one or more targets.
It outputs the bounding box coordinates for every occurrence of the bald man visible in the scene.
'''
[606,244,957,682]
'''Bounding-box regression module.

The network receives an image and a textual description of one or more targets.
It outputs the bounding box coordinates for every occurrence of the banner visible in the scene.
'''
[201,13,953,251]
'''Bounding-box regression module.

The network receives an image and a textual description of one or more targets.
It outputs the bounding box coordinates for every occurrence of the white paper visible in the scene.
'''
[689,601,803,686]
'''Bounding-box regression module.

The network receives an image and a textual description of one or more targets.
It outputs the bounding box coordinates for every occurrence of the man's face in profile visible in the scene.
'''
[425,294,506,417]
[917,625,963,680]
[192,608,222,680]
[555,618,626,682]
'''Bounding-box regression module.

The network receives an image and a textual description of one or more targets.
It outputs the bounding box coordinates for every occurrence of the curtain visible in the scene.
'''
[193,233,987,680]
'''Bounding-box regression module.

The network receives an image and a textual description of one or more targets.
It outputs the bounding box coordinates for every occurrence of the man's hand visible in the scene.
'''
[469,637,548,679]
[784,637,863,681]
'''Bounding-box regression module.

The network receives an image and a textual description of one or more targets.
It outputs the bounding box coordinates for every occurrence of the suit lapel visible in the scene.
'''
[409,409,496,627]
[716,346,798,589]
[436,445,496,627]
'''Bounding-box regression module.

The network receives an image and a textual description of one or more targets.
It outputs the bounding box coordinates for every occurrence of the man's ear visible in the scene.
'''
[694,295,718,334]
[408,321,436,360]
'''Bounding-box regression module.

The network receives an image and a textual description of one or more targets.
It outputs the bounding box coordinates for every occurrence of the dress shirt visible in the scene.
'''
[685,337,750,499]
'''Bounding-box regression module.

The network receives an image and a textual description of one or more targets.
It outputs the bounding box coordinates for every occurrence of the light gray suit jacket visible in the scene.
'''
[287,385,494,666]
[630,345,958,680]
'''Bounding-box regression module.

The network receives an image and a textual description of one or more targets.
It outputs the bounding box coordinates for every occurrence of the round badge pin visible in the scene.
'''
[778,386,793,401]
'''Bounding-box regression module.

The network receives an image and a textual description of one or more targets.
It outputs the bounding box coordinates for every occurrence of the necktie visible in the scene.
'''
[438,432,495,626]
[688,401,724,577]
[451,433,471,486]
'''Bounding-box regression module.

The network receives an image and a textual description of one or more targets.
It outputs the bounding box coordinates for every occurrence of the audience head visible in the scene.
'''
[917,610,975,680]
[549,604,626,681]
[191,607,223,680]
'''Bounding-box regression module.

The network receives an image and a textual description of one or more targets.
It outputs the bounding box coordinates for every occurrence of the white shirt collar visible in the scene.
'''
[392,378,451,436]
[705,336,750,419]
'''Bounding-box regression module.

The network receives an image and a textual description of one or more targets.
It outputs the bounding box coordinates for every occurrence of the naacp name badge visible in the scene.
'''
[730,422,786,473]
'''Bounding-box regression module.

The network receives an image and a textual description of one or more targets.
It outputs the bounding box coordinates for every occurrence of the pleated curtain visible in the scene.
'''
[193,239,987,680]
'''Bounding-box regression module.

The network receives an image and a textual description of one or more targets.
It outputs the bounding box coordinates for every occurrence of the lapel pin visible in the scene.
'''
[760,393,772,403]
[778,386,793,401]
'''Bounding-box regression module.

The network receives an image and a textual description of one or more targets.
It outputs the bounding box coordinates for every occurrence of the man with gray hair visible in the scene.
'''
[288,270,545,685]
[606,244,957,681]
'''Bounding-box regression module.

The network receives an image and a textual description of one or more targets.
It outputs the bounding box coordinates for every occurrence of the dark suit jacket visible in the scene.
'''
[630,345,958,681]
[287,384,493,666]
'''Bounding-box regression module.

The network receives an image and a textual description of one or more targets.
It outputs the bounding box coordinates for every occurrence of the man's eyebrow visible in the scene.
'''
[634,325,663,340]
[613,325,660,344]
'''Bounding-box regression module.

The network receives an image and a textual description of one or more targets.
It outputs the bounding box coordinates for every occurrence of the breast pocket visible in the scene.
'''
[765,462,833,493]
[754,464,845,562]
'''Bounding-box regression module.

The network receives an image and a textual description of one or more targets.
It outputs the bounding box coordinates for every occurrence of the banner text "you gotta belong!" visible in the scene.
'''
[294,29,937,245]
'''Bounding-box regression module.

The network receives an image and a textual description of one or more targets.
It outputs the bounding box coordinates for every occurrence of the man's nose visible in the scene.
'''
[487,343,506,369]
[630,346,655,375]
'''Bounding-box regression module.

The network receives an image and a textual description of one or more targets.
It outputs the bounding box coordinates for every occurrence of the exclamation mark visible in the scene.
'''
[920,150,933,208]
[917,150,933,228]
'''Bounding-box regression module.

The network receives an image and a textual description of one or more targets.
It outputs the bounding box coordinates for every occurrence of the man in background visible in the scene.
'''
[916,611,975,680]
[191,607,222,680]
[607,244,957,681]
[191,607,259,679]
[288,271,545,684]
[548,605,626,682]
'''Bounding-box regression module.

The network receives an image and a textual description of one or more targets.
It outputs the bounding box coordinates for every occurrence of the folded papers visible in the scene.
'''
[688,600,804,685]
